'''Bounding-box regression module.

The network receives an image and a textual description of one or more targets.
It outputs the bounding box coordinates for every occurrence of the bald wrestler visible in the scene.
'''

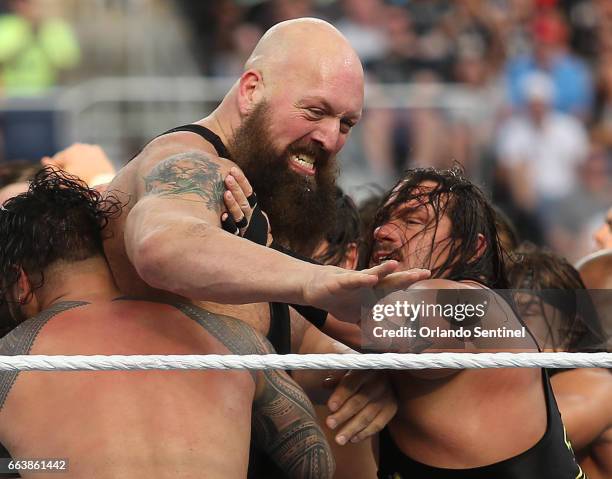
[0,169,333,479]
[509,246,611,479]
[364,167,584,478]
[103,17,429,459]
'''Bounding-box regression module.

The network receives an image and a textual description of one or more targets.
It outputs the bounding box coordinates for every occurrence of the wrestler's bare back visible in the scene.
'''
[0,300,255,479]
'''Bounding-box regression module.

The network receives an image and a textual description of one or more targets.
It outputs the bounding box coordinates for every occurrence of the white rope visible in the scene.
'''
[0,352,610,371]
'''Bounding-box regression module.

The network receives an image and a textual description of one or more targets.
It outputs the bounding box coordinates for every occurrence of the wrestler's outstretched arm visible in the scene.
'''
[123,150,427,319]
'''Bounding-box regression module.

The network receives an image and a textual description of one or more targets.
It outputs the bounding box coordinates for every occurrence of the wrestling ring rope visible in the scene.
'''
[0,352,611,371]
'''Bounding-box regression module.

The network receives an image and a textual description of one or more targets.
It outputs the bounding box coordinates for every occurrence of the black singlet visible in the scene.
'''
[156,124,294,355]
[377,369,587,479]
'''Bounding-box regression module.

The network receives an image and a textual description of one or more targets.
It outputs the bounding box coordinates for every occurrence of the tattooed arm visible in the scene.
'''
[124,149,410,311]
[124,150,325,303]
[252,341,335,478]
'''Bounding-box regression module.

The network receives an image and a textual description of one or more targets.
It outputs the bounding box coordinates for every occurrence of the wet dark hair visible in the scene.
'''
[369,166,509,288]
[508,243,606,352]
[357,191,384,269]
[0,167,122,307]
[314,187,362,266]
[493,205,520,253]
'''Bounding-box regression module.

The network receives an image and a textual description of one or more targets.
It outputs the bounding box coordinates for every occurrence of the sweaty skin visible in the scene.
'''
[0,299,333,479]
[103,19,422,446]
[551,368,612,479]
[378,279,547,469]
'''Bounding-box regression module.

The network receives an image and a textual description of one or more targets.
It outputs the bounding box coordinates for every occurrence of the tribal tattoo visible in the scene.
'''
[175,303,335,479]
[143,152,226,212]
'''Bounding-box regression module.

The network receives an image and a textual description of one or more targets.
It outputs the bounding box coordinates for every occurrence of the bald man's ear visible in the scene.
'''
[238,69,265,116]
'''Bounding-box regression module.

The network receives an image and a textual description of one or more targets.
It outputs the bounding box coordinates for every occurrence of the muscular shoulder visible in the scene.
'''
[172,302,274,356]
[121,132,236,203]
[138,132,236,179]
[552,369,612,402]
[0,302,87,410]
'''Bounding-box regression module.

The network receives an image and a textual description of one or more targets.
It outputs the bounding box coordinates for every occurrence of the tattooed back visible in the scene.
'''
[0,300,256,479]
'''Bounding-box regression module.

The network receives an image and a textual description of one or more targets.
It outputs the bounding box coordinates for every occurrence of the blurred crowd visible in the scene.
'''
[176,0,612,261]
[0,0,611,262]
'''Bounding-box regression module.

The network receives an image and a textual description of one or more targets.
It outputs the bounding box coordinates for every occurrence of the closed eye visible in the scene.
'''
[340,119,356,134]
[306,108,325,118]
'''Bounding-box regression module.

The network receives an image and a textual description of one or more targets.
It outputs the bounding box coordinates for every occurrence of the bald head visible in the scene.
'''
[245,18,363,90]
[576,249,612,289]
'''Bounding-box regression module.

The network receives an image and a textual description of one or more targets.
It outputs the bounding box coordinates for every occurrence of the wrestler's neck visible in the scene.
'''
[195,86,242,153]
[31,256,121,312]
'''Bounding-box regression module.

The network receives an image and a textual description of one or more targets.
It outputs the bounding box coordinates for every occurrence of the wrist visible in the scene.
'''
[298,263,328,306]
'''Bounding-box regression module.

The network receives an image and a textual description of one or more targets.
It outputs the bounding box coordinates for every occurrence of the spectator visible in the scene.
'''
[496,72,589,238]
[335,0,389,70]
[504,8,593,119]
[0,0,80,162]
[0,0,80,96]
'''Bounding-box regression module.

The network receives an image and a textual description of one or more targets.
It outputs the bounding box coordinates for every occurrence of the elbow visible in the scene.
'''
[129,229,180,292]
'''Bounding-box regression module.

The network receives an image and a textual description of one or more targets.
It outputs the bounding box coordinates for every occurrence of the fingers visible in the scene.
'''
[335,270,379,291]
[377,268,431,291]
[221,212,239,235]
[229,166,253,198]
[326,370,372,417]
[223,189,246,231]
[360,261,399,280]
[345,399,398,444]
[326,371,397,445]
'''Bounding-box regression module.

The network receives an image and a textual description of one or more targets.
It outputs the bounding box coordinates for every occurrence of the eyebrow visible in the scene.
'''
[300,96,361,121]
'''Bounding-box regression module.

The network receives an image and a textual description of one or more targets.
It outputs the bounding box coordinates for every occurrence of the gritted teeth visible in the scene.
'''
[290,154,315,171]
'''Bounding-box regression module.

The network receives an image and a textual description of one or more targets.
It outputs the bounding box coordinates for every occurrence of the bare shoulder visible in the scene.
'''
[128,132,238,200]
[552,368,612,394]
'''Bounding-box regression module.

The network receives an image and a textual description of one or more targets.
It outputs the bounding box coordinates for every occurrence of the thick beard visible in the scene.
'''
[228,101,338,255]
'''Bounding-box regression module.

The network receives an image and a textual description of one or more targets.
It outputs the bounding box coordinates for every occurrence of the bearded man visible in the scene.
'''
[103,18,429,477]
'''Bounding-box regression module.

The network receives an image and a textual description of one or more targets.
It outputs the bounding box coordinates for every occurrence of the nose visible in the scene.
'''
[374,221,401,244]
[311,118,341,154]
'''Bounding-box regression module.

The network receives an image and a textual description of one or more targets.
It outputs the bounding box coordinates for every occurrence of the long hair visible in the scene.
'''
[313,187,362,266]
[508,243,607,352]
[368,166,509,288]
[0,167,122,306]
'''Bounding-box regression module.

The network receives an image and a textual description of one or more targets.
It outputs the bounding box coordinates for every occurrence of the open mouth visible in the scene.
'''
[372,249,401,265]
[289,153,316,176]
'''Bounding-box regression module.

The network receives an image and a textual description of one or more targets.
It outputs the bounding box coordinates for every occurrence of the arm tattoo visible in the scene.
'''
[143,152,225,211]
[173,302,335,479]
[252,369,335,479]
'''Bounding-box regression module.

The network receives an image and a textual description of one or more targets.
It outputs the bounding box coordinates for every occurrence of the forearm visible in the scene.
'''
[127,213,322,304]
